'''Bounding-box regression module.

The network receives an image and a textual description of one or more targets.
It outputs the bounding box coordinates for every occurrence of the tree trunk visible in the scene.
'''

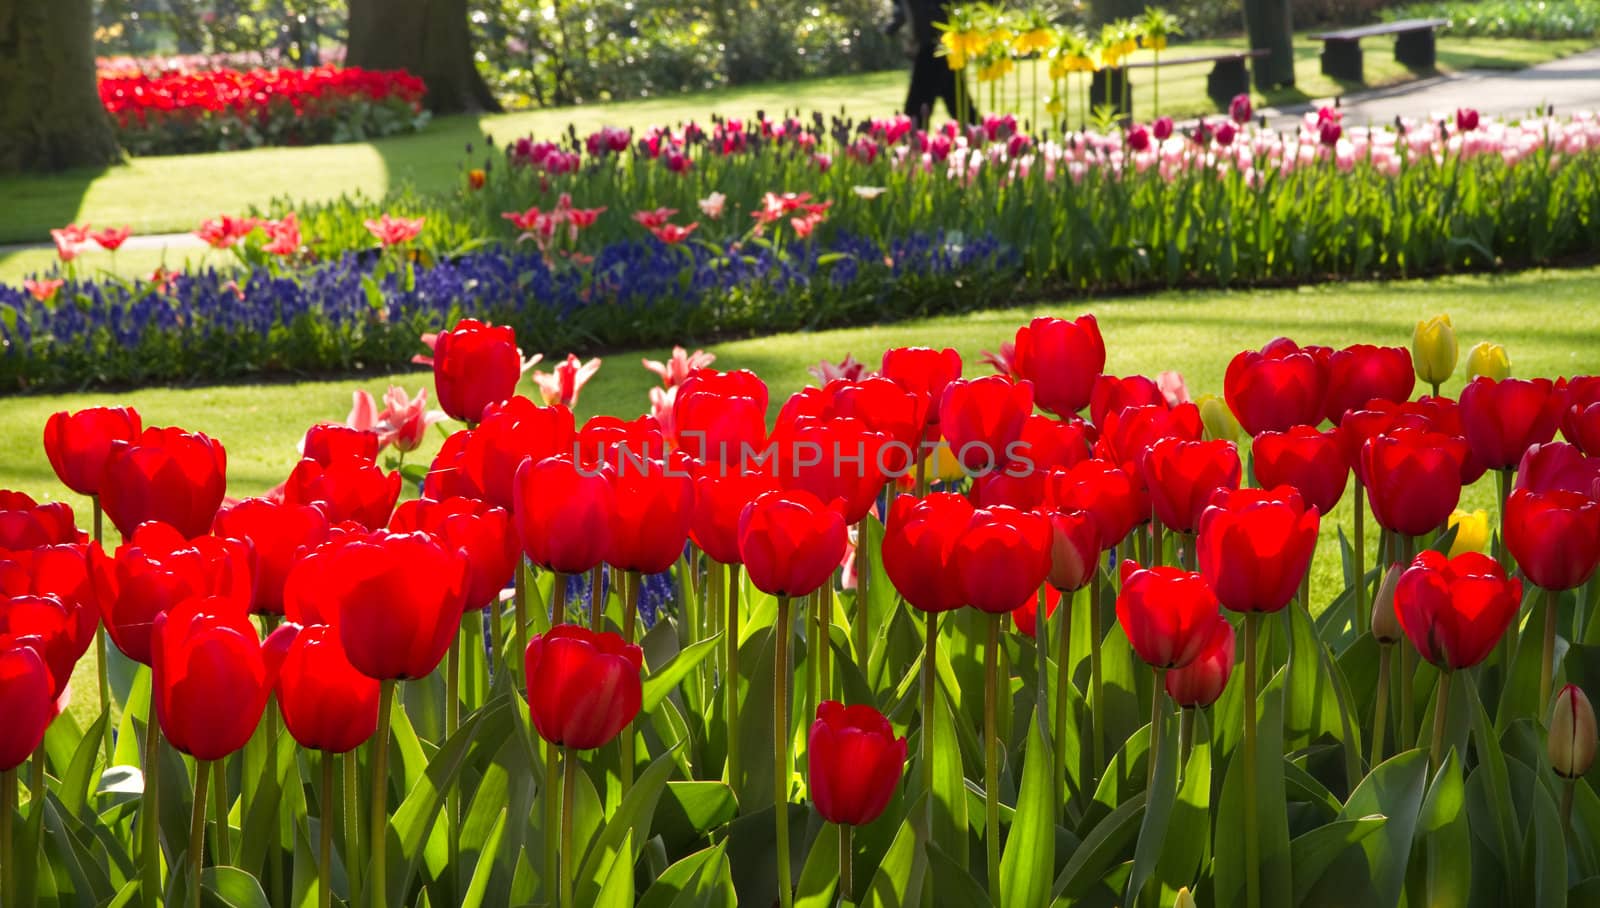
[346,0,501,114]
[1244,0,1296,89]
[0,0,122,173]
[1089,0,1148,24]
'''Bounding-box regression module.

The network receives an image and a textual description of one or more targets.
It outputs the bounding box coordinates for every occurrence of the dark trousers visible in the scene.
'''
[904,41,976,125]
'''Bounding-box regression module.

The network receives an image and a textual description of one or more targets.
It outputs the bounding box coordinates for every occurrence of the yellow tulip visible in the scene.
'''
[1196,394,1242,445]
[927,441,968,483]
[1174,888,1198,908]
[1446,509,1490,558]
[1466,341,1511,381]
[1412,314,1458,387]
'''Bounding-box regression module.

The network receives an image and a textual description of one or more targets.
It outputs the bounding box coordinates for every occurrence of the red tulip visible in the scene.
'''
[737,490,848,598]
[263,622,379,753]
[422,428,483,501]
[1361,429,1466,537]
[88,521,252,665]
[1049,459,1147,548]
[1516,443,1600,498]
[0,594,82,698]
[1010,315,1105,417]
[881,493,972,613]
[524,624,643,749]
[0,640,56,771]
[316,530,467,680]
[1013,414,1093,473]
[1560,376,1600,455]
[301,422,380,466]
[970,468,1049,509]
[776,385,838,429]
[1460,377,1561,470]
[1012,584,1063,636]
[1323,345,1415,425]
[831,376,929,475]
[1090,374,1166,429]
[807,700,908,825]
[212,498,330,615]
[954,506,1052,614]
[514,456,614,574]
[1164,614,1235,707]
[673,372,770,469]
[1407,396,1488,485]
[771,417,890,524]
[101,426,228,539]
[575,415,667,467]
[1223,339,1328,436]
[690,468,778,565]
[1503,489,1600,591]
[0,544,97,664]
[283,456,401,531]
[152,595,276,760]
[606,453,696,574]
[1252,426,1349,515]
[1394,550,1522,670]
[390,496,520,609]
[939,376,1034,473]
[43,406,142,496]
[1198,487,1320,613]
[1115,560,1221,669]
[1044,508,1101,593]
[1141,438,1242,534]
[881,347,963,427]
[0,490,81,549]
[432,318,525,424]
[1094,403,1204,475]
[463,397,577,510]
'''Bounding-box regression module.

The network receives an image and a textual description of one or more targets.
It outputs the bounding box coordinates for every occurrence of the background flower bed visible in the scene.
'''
[99,64,429,155]
[1385,0,1600,39]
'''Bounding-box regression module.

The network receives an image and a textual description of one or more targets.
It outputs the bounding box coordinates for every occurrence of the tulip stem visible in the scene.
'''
[1151,519,1164,569]
[1090,568,1106,777]
[369,680,395,908]
[622,571,639,794]
[806,594,820,758]
[774,596,794,908]
[93,496,115,770]
[1371,644,1392,768]
[856,518,871,669]
[514,561,530,679]
[446,632,461,882]
[211,758,229,866]
[589,565,604,631]
[839,822,853,902]
[1430,671,1453,772]
[1243,612,1261,908]
[1178,706,1195,777]
[1148,670,1166,788]
[545,742,560,907]
[726,566,742,789]
[141,717,162,908]
[1354,481,1368,637]
[2,768,15,908]
[266,690,284,902]
[1540,586,1558,715]
[921,610,938,834]
[490,586,507,681]
[984,614,1002,900]
[1035,587,1051,777]
[1430,381,1441,398]
[1494,469,1511,571]
[1561,780,1576,840]
[560,745,577,908]
[1054,587,1071,822]
[343,749,361,898]
[820,588,833,702]
[189,760,211,908]
[1399,536,1416,746]
[319,753,334,908]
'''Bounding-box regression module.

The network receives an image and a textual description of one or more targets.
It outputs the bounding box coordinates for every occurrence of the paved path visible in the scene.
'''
[1264,47,1600,127]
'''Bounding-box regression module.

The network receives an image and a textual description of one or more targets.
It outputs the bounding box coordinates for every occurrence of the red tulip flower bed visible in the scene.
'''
[98,64,428,156]
[4,314,1600,908]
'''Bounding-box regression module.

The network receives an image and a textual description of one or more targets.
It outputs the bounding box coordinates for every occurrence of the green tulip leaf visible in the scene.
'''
[575,747,680,905]
[1289,816,1388,905]
[460,808,507,908]
[1212,685,1294,908]
[1522,772,1567,908]
[644,632,723,713]
[862,797,928,908]
[927,839,993,908]
[795,820,838,908]
[1299,749,1428,908]
[930,681,970,870]
[654,782,738,854]
[201,866,272,908]
[1413,750,1471,908]
[637,842,735,908]
[1126,701,1179,906]
[1051,791,1146,900]
[1001,713,1055,908]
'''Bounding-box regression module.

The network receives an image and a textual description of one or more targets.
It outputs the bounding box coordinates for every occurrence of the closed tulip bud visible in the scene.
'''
[101,426,228,540]
[0,640,57,771]
[1549,684,1598,779]
[1010,315,1105,417]
[1560,377,1600,455]
[954,506,1053,614]
[1466,342,1510,381]
[1143,438,1242,535]
[738,489,848,598]
[1164,614,1235,707]
[1460,377,1562,471]
[1412,315,1458,386]
[1173,888,1198,908]
[152,596,278,761]
[1198,487,1320,613]
[314,530,469,680]
[1444,508,1490,558]
[1223,339,1328,436]
[1116,560,1221,670]
[525,624,643,749]
[1371,563,1404,644]
[939,376,1035,474]
[264,622,379,753]
[1395,551,1522,670]
[881,347,963,427]
[1195,394,1242,444]
[431,318,525,424]
[1045,509,1101,592]
[514,455,614,575]
[42,406,142,496]
[690,467,777,566]
[882,493,972,614]
[807,701,908,826]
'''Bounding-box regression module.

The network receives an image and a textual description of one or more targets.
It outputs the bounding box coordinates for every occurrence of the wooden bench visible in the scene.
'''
[1310,18,1448,83]
[1090,49,1270,120]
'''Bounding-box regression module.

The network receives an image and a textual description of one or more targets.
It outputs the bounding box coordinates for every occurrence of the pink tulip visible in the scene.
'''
[531,354,603,409]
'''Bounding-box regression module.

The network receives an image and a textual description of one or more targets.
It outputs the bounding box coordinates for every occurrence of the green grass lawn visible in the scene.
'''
[0,31,1585,273]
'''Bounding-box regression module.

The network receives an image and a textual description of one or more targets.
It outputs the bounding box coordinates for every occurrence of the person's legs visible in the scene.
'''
[905,42,939,126]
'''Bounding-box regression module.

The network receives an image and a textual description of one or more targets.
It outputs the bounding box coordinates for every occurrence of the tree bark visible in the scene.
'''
[346,0,501,114]
[1089,0,1148,24]
[0,0,122,173]
[1244,0,1296,89]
